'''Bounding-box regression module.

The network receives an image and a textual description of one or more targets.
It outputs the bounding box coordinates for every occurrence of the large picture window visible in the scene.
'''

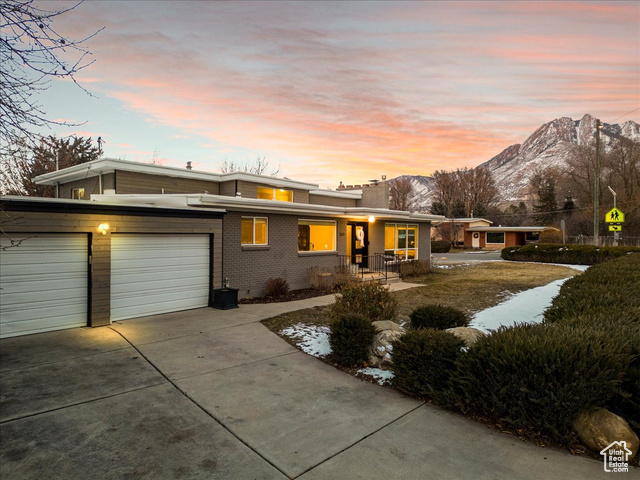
[257,187,293,202]
[298,220,336,252]
[486,232,505,244]
[385,223,418,260]
[241,217,268,245]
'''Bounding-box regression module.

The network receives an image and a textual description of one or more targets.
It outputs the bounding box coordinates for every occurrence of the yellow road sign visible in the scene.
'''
[606,208,625,223]
[609,225,622,232]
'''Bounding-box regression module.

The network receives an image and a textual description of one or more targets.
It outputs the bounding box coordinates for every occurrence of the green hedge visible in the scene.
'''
[431,240,451,253]
[544,253,640,322]
[331,281,397,322]
[451,322,636,443]
[543,254,640,431]
[501,243,640,265]
[447,254,640,443]
[329,314,376,367]
[409,304,469,330]
[391,329,464,399]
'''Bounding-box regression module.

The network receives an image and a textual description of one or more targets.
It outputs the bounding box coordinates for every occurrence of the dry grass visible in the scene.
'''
[261,262,580,334]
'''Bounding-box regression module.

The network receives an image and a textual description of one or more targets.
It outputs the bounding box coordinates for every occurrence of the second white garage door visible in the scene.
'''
[111,234,211,321]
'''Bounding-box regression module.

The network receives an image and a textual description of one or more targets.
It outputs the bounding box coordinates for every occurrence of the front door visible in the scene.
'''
[472,232,480,248]
[350,223,369,268]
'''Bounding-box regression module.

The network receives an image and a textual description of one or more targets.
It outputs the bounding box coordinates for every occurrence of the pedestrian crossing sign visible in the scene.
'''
[606,208,625,223]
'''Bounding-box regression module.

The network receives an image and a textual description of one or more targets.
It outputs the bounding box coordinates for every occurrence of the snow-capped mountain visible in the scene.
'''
[393,114,640,211]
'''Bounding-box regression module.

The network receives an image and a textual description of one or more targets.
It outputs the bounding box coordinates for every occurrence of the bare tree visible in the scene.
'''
[0,0,102,155]
[219,156,279,176]
[389,177,413,211]
[431,167,499,217]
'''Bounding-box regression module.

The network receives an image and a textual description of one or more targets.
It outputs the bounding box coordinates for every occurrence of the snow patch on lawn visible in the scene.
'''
[469,278,567,333]
[358,367,395,385]
[281,323,331,358]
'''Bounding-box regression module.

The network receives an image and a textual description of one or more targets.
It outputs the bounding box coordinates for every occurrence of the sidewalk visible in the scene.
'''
[0,284,616,479]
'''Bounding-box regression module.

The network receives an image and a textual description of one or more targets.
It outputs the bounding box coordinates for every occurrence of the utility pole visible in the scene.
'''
[608,186,619,246]
[593,119,601,246]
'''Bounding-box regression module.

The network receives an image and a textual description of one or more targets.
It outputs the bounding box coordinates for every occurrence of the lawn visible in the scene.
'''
[262,261,580,336]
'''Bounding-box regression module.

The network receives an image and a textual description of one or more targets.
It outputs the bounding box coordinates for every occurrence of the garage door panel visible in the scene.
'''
[1,315,86,338]
[111,234,210,321]
[111,271,209,291]
[3,302,88,324]
[2,288,88,308]
[0,235,88,338]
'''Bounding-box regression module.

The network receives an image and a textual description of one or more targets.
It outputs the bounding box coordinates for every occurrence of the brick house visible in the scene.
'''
[433,218,554,250]
[0,158,443,338]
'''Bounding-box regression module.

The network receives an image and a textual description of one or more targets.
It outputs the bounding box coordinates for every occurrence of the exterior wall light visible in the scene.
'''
[368,216,375,223]
[98,223,110,235]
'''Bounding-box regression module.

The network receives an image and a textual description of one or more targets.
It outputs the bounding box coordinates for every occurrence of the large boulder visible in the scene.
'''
[445,327,487,347]
[573,408,639,460]
[369,321,405,368]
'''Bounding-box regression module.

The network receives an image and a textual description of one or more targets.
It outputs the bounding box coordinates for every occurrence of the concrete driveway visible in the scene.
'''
[1,295,617,479]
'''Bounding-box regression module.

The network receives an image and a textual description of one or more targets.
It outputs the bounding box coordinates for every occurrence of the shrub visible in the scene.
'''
[539,229,563,244]
[399,259,431,278]
[264,277,290,297]
[391,329,464,399]
[450,322,635,443]
[410,304,469,330]
[501,244,640,265]
[329,314,377,366]
[331,281,397,322]
[431,240,451,253]
[544,254,640,322]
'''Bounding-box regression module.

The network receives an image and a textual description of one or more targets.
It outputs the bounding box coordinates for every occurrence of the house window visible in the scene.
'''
[298,219,336,252]
[257,187,293,202]
[385,223,418,260]
[71,188,85,199]
[486,232,505,244]
[241,217,268,245]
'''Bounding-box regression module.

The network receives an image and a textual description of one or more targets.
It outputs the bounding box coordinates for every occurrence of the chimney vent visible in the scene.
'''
[186,161,192,170]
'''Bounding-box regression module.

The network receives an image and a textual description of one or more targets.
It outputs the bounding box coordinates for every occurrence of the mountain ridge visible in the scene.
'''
[394,114,640,211]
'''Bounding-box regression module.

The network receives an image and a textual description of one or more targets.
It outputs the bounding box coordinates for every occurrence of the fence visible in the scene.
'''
[567,236,640,247]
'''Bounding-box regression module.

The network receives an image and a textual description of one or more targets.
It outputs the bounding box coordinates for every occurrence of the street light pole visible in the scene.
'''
[594,119,601,246]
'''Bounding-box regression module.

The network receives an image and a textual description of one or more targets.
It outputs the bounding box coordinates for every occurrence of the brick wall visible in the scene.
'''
[223,211,347,298]
[357,182,390,209]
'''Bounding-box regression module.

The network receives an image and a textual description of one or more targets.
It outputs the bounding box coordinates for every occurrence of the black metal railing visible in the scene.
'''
[337,253,402,282]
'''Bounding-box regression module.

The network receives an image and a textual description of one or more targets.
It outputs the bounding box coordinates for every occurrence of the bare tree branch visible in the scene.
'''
[0,0,103,155]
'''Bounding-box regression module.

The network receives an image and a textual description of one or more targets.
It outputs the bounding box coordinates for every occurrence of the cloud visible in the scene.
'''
[50,1,639,185]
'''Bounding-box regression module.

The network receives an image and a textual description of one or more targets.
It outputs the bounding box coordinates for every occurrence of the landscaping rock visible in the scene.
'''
[368,322,405,368]
[372,320,404,333]
[445,327,487,347]
[573,408,639,460]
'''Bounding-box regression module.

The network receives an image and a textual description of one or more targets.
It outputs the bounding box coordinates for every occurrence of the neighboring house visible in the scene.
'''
[433,218,554,250]
[0,158,443,338]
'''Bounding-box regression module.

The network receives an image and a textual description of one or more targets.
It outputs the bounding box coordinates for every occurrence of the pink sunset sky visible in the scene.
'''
[38,0,640,188]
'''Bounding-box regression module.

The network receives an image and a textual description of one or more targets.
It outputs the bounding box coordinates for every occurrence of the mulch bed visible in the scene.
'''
[239,287,339,304]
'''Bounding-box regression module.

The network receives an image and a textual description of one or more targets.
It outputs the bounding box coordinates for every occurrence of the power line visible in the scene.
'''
[610,107,639,124]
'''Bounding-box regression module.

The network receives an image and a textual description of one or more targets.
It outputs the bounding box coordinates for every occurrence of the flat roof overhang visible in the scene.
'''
[89,193,445,222]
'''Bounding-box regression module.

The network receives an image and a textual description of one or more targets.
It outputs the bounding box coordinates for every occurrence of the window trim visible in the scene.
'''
[486,231,505,244]
[297,218,337,253]
[257,186,294,202]
[241,216,268,245]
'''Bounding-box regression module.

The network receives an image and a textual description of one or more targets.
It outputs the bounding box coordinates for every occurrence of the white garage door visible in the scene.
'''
[0,234,88,338]
[111,234,211,321]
